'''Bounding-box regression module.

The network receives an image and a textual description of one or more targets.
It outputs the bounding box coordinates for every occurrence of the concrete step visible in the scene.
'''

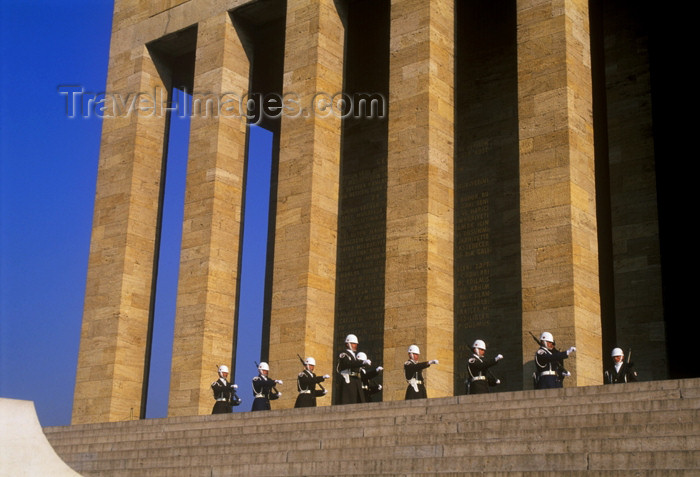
[54,433,699,463]
[43,378,700,476]
[48,403,698,455]
[46,378,698,439]
[48,405,699,466]
[46,391,699,447]
[64,449,700,476]
[51,418,700,477]
[50,420,700,456]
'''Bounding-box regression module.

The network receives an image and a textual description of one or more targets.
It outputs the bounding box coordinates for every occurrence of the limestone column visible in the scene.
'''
[267,0,345,408]
[517,0,602,386]
[383,0,455,401]
[168,13,250,416]
[72,47,169,424]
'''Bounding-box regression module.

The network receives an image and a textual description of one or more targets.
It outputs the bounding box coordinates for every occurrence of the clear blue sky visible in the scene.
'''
[1,0,270,426]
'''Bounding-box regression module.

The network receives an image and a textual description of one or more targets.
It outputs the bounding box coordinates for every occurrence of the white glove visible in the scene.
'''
[322,389,327,395]
[495,379,501,385]
[322,374,330,379]
[567,347,576,355]
[376,366,383,372]
[363,360,372,366]
[377,384,382,391]
[495,354,503,361]
[562,371,571,377]
[429,359,439,365]
[232,384,238,389]
[275,380,283,385]
[277,392,282,397]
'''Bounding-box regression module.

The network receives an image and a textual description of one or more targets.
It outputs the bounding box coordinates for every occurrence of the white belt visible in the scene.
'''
[407,378,422,393]
[215,398,228,401]
[470,376,486,381]
[298,390,311,394]
[540,370,557,376]
[254,393,265,398]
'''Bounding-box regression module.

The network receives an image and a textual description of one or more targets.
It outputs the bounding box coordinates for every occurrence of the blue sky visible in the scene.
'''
[1,0,270,426]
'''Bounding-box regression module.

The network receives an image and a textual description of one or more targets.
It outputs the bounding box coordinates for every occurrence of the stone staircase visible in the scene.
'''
[44,378,700,476]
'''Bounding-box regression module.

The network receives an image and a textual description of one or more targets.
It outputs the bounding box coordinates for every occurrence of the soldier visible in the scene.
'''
[534,331,575,389]
[251,362,282,411]
[357,352,383,402]
[604,348,638,384]
[404,344,438,400]
[294,356,330,408]
[210,365,241,414]
[337,334,370,404]
[466,340,503,395]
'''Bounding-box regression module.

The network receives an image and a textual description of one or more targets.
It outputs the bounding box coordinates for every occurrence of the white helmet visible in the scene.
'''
[611,348,624,357]
[356,352,367,361]
[345,334,358,344]
[472,340,486,350]
[540,332,554,343]
[305,357,316,366]
[408,345,420,355]
[218,365,229,374]
[258,362,269,372]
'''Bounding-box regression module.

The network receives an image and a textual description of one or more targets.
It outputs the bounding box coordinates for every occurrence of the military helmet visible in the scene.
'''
[540,331,554,343]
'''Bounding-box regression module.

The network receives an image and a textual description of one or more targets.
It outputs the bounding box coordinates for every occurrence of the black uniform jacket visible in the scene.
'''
[337,349,367,404]
[466,354,499,394]
[294,369,326,408]
[404,359,431,400]
[604,362,638,384]
[251,374,279,411]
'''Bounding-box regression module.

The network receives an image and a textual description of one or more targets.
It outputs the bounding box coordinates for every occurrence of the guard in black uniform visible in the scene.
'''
[294,356,329,408]
[211,365,241,414]
[337,334,370,404]
[534,331,575,389]
[404,344,438,400]
[357,352,383,402]
[604,347,638,384]
[251,362,282,411]
[466,340,503,395]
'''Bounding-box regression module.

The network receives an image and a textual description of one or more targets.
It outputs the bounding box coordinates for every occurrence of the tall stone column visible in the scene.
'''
[267,0,345,408]
[168,13,250,416]
[72,46,169,424]
[383,0,455,401]
[517,0,602,386]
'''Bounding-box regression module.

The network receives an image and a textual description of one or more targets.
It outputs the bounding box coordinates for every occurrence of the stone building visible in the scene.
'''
[72,0,681,424]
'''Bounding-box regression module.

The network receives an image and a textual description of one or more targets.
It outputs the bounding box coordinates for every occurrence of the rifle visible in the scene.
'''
[485,366,501,387]
[528,331,543,347]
